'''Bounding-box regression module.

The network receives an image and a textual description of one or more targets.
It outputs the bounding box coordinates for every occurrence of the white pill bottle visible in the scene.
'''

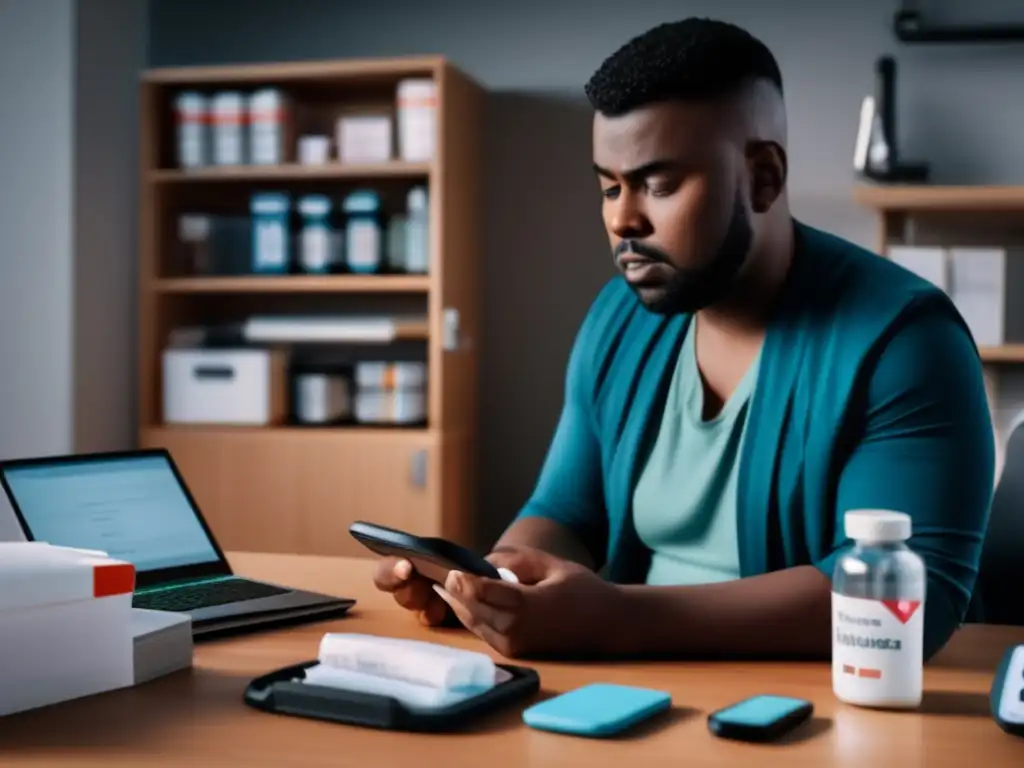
[831,509,926,709]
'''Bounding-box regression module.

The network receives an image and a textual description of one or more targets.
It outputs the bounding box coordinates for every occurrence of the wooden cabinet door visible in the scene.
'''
[141,428,439,557]
[294,430,438,557]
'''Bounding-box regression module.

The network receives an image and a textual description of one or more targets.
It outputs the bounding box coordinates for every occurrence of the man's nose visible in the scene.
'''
[608,193,652,239]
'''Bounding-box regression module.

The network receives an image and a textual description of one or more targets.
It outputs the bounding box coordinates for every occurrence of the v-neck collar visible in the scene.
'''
[608,219,811,581]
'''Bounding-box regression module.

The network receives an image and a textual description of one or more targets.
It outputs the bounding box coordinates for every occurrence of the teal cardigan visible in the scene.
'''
[515,221,995,661]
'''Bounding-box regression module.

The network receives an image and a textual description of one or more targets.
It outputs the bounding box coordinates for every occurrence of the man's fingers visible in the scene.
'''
[372,557,414,592]
[434,584,517,644]
[416,595,451,627]
[486,548,555,585]
[458,571,523,610]
[392,576,435,611]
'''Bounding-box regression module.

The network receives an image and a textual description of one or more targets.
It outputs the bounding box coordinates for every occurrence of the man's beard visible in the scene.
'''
[615,192,753,315]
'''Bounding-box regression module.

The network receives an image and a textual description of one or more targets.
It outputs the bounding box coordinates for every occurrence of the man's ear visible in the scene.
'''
[747,140,787,214]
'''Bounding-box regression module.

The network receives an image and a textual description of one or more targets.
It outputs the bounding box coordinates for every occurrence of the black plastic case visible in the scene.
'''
[243,660,541,732]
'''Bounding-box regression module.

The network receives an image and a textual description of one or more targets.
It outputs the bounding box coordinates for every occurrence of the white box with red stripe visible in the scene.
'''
[0,542,136,716]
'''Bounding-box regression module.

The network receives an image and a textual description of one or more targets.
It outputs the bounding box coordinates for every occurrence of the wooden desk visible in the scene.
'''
[1,553,1022,766]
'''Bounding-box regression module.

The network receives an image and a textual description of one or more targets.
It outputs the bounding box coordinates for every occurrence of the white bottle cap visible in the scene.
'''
[844,509,912,542]
[407,187,427,211]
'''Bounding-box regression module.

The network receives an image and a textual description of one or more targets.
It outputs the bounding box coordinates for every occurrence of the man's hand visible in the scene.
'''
[372,557,452,627]
[433,547,623,659]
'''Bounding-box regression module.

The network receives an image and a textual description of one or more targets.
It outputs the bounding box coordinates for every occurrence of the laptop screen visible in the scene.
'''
[2,453,222,573]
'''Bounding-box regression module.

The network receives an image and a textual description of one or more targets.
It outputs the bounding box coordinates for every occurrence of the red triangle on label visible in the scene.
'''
[882,600,921,624]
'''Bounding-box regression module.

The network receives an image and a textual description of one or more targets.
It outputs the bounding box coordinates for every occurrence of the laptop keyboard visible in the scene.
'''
[133,578,290,613]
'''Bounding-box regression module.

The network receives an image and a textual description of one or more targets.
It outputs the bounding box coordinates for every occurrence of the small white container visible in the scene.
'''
[355,361,427,390]
[294,373,352,424]
[163,348,288,426]
[396,79,437,162]
[298,135,331,165]
[248,88,288,165]
[337,115,392,164]
[174,91,208,168]
[354,389,426,425]
[211,91,246,165]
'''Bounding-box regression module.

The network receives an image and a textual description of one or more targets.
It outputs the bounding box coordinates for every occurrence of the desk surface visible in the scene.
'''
[1,553,1022,767]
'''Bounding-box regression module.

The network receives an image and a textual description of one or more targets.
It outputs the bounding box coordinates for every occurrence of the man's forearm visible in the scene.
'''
[606,565,833,659]
[492,516,596,570]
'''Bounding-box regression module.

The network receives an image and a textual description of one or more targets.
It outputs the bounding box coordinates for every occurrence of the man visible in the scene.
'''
[373,18,995,662]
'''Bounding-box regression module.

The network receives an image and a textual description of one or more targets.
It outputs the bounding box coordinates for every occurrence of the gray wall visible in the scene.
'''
[149,0,1024,546]
[73,0,145,455]
[0,0,144,540]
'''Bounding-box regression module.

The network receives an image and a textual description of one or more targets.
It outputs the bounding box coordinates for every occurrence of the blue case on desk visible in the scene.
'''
[522,683,672,737]
[707,694,813,742]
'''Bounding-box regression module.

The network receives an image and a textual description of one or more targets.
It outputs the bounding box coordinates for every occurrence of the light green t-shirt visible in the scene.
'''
[633,326,761,586]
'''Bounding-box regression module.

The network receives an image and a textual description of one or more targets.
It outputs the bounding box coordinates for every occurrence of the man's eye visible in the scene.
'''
[601,186,620,200]
[647,178,678,197]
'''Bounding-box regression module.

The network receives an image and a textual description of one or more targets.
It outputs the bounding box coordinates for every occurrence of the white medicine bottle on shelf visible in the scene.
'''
[405,187,429,274]
[298,195,334,274]
[831,509,926,709]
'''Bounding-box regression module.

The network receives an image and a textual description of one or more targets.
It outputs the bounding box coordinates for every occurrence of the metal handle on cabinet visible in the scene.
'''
[410,449,428,488]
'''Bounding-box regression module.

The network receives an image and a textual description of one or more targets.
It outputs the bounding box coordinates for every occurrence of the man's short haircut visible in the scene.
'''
[585,18,784,117]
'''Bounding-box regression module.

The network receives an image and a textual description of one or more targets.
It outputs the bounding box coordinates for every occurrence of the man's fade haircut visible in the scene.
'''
[584,18,783,117]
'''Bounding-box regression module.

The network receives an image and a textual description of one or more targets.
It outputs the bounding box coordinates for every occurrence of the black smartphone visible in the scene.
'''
[349,521,501,585]
[707,694,813,743]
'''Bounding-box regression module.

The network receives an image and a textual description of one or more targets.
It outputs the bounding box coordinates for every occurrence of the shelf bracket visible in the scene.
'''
[894,1,1024,43]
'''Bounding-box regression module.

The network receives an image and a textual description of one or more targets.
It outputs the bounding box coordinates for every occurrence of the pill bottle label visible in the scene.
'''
[831,592,923,706]
[347,222,380,272]
[301,226,331,272]
[254,221,286,270]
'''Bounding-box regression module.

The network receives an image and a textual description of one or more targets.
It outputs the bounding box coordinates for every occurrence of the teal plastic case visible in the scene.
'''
[522,683,672,737]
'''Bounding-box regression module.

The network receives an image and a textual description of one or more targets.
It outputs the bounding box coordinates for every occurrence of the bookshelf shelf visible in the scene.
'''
[152,275,431,294]
[854,184,1024,212]
[149,161,431,184]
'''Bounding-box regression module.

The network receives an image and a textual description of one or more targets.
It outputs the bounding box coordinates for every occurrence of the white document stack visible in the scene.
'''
[132,608,193,685]
[0,542,136,716]
[304,633,507,709]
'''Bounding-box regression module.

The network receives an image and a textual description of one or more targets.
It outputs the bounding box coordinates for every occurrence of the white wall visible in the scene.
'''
[0,0,75,464]
[0,0,145,539]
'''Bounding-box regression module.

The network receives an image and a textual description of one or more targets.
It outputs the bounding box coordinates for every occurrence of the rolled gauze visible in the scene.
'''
[317,633,497,690]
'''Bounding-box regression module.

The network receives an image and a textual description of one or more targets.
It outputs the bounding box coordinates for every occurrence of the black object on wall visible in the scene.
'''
[894,1,1024,43]
[855,56,930,183]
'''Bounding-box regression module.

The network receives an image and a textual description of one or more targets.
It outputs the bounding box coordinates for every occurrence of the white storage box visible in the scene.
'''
[337,114,392,163]
[0,543,136,716]
[163,348,288,426]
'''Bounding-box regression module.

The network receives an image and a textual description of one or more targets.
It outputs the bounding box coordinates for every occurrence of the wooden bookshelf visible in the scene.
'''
[855,183,1024,365]
[137,57,483,556]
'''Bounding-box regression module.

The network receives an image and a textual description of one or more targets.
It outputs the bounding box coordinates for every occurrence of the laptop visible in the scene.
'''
[0,449,355,639]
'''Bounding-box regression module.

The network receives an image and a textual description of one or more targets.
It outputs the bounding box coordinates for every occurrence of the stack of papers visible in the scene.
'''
[132,609,193,685]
